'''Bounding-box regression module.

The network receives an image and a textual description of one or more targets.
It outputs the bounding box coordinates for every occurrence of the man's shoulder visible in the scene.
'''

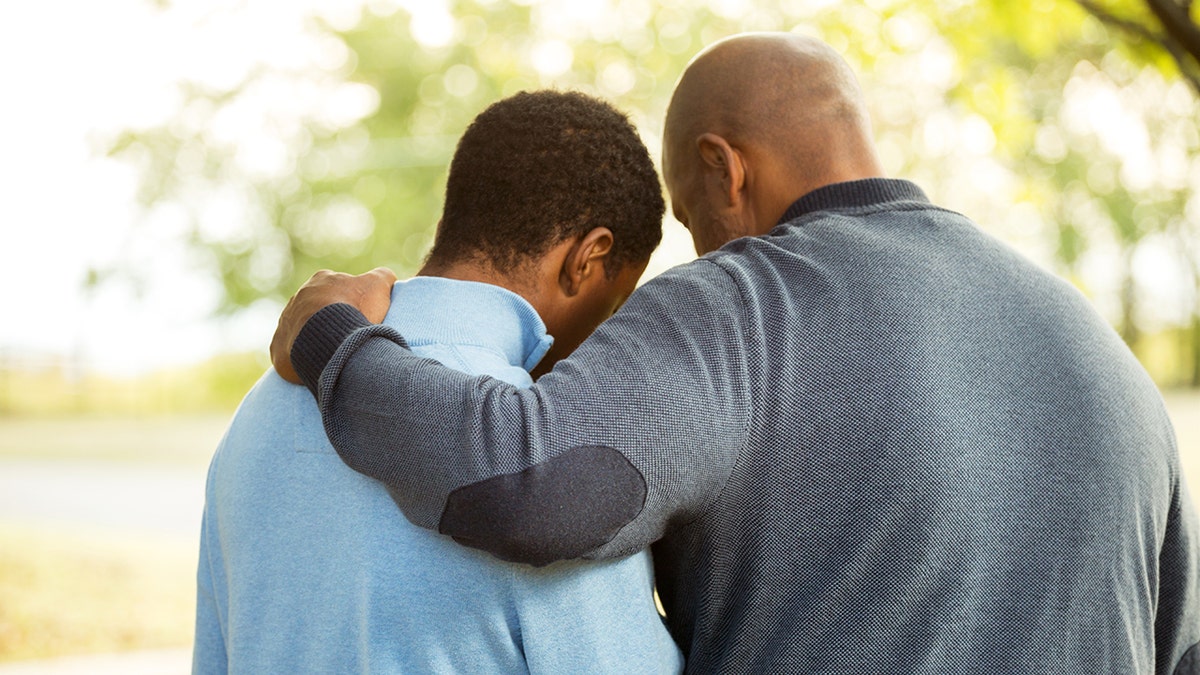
[634,256,745,305]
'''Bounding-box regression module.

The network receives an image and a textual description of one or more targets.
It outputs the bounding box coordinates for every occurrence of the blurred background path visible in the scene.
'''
[0,461,204,537]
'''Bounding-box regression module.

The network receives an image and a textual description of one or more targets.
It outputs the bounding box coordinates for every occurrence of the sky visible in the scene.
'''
[0,0,278,374]
[0,0,696,376]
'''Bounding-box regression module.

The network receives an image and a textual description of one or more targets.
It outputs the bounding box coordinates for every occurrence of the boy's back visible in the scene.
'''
[193,277,682,674]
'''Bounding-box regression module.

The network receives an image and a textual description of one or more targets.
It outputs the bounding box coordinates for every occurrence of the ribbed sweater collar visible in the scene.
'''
[383,276,553,372]
[777,178,930,225]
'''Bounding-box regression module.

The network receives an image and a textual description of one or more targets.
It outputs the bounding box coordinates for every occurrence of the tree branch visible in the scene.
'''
[1159,30,1200,94]
[1075,0,1161,40]
[1073,0,1200,96]
[1146,0,1200,62]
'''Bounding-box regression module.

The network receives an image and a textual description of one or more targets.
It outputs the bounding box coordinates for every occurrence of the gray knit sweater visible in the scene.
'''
[294,179,1200,674]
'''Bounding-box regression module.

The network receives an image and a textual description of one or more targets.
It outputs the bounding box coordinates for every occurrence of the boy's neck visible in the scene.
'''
[416,259,537,309]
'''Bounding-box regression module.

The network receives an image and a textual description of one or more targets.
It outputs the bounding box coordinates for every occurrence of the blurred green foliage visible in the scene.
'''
[0,352,268,417]
[105,0,1200,385]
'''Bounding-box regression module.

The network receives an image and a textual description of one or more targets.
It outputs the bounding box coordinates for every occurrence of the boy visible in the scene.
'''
[193,90,681,674]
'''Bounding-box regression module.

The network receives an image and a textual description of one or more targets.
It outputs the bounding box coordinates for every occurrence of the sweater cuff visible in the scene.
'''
[291,303,372,398]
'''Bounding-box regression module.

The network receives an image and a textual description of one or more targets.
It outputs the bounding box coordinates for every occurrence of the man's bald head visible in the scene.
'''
[662,33,883,253]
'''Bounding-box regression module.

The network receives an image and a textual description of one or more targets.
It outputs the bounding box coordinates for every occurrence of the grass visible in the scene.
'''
[0,415,217,662]
[0,523,195,663]
[0,393,1196,663]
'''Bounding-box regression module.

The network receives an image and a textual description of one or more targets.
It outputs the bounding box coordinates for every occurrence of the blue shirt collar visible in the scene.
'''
[381,276,554,372]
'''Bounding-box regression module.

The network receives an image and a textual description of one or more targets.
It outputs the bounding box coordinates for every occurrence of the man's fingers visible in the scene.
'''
[270,314,303,384]
[368,267,399,285]
[269,267,398,383]
[357,267,398,324]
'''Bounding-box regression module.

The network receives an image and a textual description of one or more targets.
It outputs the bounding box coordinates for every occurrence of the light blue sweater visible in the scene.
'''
[192,276,682,674]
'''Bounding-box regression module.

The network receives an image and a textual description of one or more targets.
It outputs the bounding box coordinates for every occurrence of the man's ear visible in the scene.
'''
[559,227,614,297]
[696,132,746,208]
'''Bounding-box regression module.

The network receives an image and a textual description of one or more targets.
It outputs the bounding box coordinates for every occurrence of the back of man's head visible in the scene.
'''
[428,90,664,278]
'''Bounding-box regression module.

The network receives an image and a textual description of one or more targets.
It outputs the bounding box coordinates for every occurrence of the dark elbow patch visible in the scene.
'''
[1176,643,1199,675]
[438,446,646,567]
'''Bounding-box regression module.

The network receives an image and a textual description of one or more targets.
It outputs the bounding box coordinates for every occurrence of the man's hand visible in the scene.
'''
[270,267,398,383]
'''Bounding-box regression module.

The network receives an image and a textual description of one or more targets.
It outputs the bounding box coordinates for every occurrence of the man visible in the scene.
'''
[194,90,683,674]
[273,34,1200,672]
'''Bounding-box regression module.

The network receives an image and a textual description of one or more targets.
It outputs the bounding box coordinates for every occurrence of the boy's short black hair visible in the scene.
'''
[427,90,664,277]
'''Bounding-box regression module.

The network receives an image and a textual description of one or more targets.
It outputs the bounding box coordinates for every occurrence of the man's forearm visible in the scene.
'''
[298,325,651,564]
[291,262,750,565]
[291,303,376,398]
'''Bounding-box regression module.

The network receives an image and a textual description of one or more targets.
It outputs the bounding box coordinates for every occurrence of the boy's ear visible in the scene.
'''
[560,227,615,297]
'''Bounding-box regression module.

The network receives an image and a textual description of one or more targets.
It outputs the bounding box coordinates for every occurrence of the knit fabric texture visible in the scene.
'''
[296,179,1200,674]
[196,276,682,674]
